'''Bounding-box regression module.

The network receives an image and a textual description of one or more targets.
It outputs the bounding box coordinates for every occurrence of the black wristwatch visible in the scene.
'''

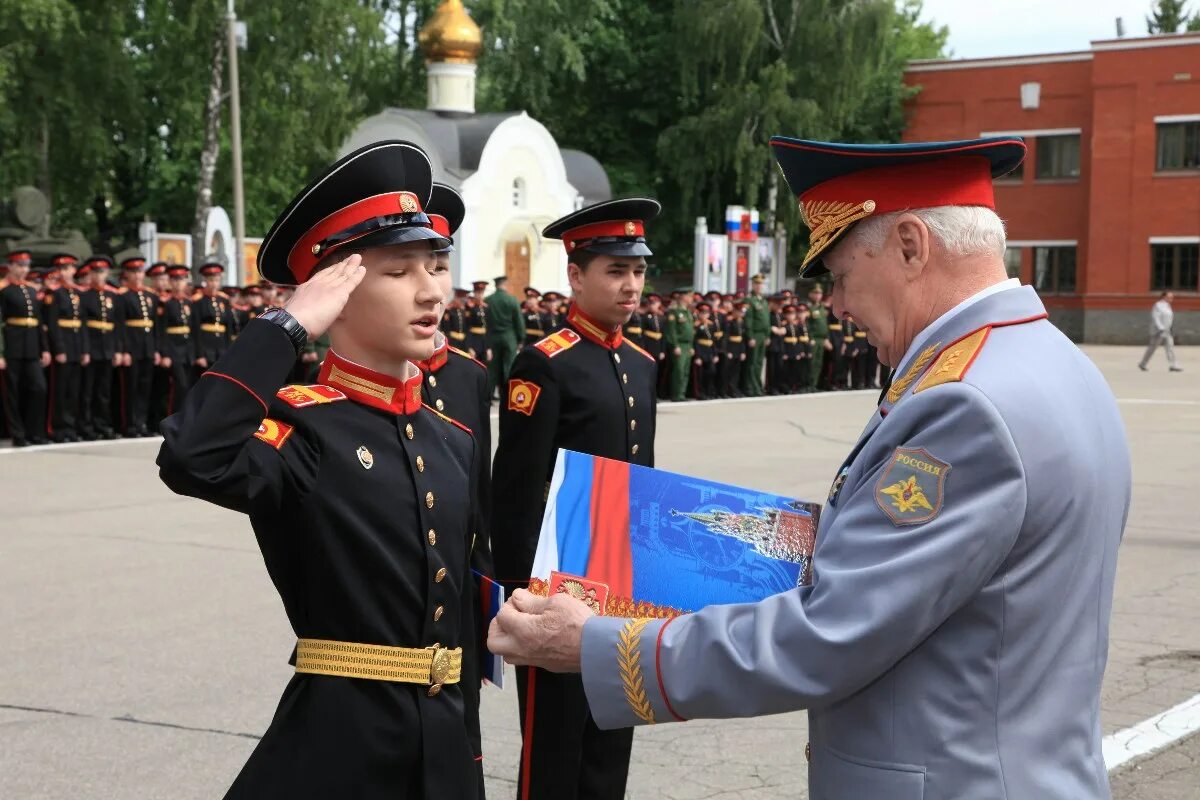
[258,306,309,354]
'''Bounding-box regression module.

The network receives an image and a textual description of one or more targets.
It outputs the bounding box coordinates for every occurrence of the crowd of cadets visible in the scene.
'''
[0,249,325,447]
[439,276,885,404]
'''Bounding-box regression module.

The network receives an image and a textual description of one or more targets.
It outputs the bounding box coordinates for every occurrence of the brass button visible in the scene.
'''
[630,419,637,431]
[628,396,635,408]
[805,742,811,762]
[435,567,447,583]
[433,605,444,621]
[429,375,437,388]
[435,398,444,411]
[416,455,425,472]
[622,373,628,384]
[631,444,639,455]
[428,683,442,697]
[613,353,621,363]
[425,491,435,508]
[427,529,437,546]
[405,423,414,440]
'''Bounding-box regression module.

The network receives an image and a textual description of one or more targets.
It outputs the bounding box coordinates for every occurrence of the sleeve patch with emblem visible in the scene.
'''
[253,418,295,450]
[275,384,347,408]
[508,379,542,416]
[874,447,951,526]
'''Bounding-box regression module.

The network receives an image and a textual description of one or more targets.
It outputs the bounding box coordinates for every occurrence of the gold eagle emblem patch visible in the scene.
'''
[874,447,950,526]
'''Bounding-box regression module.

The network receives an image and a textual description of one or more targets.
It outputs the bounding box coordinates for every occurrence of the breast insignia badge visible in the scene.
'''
[356,445,374,470]
[874,447,950,526]
[828,465,850,507]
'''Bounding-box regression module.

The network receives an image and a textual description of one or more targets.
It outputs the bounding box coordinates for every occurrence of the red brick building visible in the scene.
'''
[904,31,1200,343]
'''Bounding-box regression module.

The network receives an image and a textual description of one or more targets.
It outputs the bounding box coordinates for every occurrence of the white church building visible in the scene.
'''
[339,0,611,292]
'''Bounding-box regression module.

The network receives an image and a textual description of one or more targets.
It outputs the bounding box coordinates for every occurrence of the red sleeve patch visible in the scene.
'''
[507,379,542,416]
[253,418,295,450]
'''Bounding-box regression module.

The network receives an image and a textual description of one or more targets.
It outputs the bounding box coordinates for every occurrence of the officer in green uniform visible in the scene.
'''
[805,283,830,391]
[664,286,695,402]
[742,273,770,396]
[484,274,524,398]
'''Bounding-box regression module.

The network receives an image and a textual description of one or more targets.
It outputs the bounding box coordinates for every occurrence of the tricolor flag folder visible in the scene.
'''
[473,571,506,688]
[530,449,821,617]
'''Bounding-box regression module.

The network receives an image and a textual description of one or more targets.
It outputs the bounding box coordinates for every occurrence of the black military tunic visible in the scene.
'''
[441,304,470,350]
[622,309,644,347]
[44,282,86,440]
[79,285,123,438]
[117,286,162,436]
[492,303,657,800]
[720,313,746,398]
[161,295,197,413]
[0,280,48,443]
[691,316,719,399]
[464,299,487,361]
[522,307,546,346]
[158,320,480,799]
[193,290,233,367]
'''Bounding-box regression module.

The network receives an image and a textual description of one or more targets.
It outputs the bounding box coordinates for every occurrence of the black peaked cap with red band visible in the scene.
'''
[769,136,1026,279]
[542,197,661,258]
[257,140,449,285]
[426,182,465,250]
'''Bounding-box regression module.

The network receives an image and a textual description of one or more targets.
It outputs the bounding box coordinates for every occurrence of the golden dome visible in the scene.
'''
[419,0,483,64]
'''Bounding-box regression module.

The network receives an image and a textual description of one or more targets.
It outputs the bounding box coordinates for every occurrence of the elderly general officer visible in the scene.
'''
[488,137,1131,800]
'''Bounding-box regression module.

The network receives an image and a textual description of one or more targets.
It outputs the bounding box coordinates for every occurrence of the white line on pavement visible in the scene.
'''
[1103,692,1200,771]
[0,436,159,456]
[1116,398,1200,406]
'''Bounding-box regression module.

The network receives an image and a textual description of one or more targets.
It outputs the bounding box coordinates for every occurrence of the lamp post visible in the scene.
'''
[227,0,246,283]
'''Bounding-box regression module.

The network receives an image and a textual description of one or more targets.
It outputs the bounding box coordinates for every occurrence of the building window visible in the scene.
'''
[1156,122,1200,171]
[511,177,526,208]
[1002,246,1022,279]
[1035,135,1081,180]
[1151,243,1199,291]
[1033,246,1076,293]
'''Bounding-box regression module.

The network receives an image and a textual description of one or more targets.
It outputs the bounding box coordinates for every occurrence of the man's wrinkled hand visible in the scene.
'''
[487,588,595,673]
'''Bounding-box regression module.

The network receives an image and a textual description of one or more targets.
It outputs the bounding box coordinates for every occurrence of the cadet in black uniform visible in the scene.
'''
[720,299,748,397]
[541,290,566,331]
[522,287,545,346]
[117,256,163,437]
[157,140,481,799]
[147,262,174,429]
[1,250,50,445]
[78,256,122,439]
[765,293,786,394]
[193,261,233,375]
[622,301,644,346]
[441,287,470,347]
[492,197,660,800]
[640,292,666,370]
[466,280,489,363]
[44,254,86,442]
[691,301,719,399]
[160,266,197,414]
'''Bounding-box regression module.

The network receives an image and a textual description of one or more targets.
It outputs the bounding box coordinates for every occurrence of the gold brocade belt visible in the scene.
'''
[86,320,115,331]
[525,328,543,336]
[828,324,843,331]
[468,327,486,334]
[625,327,643,334]
[126,319,154,329]
[696,339,714,346]
[165,326,191,335]
[643,331,663,340]
[785,337,798,343]
[199,323,226,333]
[294,639,462,691]
[728,336,743,343]
[854,332,868,339]
[448,331,466,340]
[57,319,82,329]
[5,317,38,327]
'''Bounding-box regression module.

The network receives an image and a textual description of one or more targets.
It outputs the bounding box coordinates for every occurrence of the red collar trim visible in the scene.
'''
[567,304,623,349]
[318,350,423,415]
[418,334,451,373]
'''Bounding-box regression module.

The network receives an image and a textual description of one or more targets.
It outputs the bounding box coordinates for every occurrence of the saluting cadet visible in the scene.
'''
[1,250,50,445]
[193,261,233,374]
[491,197,661,800]
[78,256,122,440]
[720,299,747,397]
[159,266,197,415]
[43,254,86,442]
[663,287,694,402]
[158,140,482,798]
[741,273,770,396]
[491,136,1131,800]
[522,287,546,346]
[117,256,162,437]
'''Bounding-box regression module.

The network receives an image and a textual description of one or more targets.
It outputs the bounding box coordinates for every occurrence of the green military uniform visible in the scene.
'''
[484,282,525,398]
[664,295,695,402]
[742,277,771,396]
[806,298,829,390]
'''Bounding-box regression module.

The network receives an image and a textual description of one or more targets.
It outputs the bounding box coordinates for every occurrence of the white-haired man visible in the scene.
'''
[489,137,1131,800]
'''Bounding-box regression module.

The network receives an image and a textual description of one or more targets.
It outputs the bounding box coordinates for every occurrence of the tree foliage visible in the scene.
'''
[1146,0,1196,33]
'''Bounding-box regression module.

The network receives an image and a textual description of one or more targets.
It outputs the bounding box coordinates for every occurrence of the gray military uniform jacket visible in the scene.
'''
[580,285,1130,800]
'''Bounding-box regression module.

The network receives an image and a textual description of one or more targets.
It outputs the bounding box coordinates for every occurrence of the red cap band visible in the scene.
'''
[562,220,644,254]
[428,213,451,238]
[289,191,425,284]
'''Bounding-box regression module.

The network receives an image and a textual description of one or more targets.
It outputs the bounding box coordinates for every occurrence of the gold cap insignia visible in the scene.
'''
[799,199,877,269]
[398,192,420,213]
[311,243,321,256]
[624,221,637,236]
[356,445,374,469]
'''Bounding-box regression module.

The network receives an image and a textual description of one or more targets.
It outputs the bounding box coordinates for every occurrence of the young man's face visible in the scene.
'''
[567,254,647,329]
[8,262,29,282]
[170,276,189,295]
[152,274,169,292]
[60,265,76,285]
[90,268,109,287]
[125,269,144,289]
[202,274,221,291]
[331,241,447,362]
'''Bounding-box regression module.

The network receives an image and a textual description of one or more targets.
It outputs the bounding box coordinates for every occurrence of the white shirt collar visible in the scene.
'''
[897,278,1020,369]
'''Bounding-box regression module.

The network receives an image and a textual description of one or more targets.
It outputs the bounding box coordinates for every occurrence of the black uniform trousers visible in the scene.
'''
[50,361,83,439]
[720,354,742,397]
[165,358,194,417]
[516,666,634,800]
[81,360,116,437]
[2,357,47,442]
[122,357,155,435]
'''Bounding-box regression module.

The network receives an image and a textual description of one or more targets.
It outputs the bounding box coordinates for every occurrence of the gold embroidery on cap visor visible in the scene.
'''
[799,199,877,269]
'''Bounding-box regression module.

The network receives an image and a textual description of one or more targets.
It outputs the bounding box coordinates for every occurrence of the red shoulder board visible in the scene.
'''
[449,346,486,370]
[625,340,655,363]
[424,403,473,435]
[275,384,347,408]
[534,328,581,358]
[253,418,295,450]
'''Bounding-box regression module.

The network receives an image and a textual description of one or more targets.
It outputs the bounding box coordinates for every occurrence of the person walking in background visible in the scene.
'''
[1138,291,1183,372]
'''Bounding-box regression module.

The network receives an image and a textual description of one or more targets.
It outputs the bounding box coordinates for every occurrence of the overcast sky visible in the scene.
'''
[918,1,1175,59]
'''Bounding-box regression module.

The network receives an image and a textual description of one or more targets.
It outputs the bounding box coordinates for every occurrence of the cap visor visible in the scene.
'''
[578,240,653,257]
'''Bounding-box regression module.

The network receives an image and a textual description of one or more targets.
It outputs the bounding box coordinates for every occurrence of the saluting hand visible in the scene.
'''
[283,254,365,341]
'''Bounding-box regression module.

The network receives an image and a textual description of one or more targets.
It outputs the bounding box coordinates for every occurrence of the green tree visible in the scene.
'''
[1146,0,1193,33]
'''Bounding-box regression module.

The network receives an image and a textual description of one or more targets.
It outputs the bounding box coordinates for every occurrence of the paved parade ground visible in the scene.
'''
[1,345,1197,799]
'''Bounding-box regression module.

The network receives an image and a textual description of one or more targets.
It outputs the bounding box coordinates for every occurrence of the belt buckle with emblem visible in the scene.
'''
[427,644,453,685]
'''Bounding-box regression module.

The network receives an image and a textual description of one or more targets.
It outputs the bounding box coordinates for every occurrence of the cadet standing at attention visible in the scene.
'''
[466,280,490,366]
[491,136,1132,800]
[158,140,481,798]
[491,197,661,800]
[192,261,232,376]
[1,250,50,446]
[78,256,122,440]
[159,266,196,415]
[663,286,694,402]
[117,256,163,437]
[43,254,85,442]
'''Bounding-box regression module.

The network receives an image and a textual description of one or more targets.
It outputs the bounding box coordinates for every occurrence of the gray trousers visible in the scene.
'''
[1139,330,1178,369]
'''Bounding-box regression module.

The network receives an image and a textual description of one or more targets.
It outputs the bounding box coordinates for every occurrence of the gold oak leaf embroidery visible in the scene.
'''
[618,617,656,724]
